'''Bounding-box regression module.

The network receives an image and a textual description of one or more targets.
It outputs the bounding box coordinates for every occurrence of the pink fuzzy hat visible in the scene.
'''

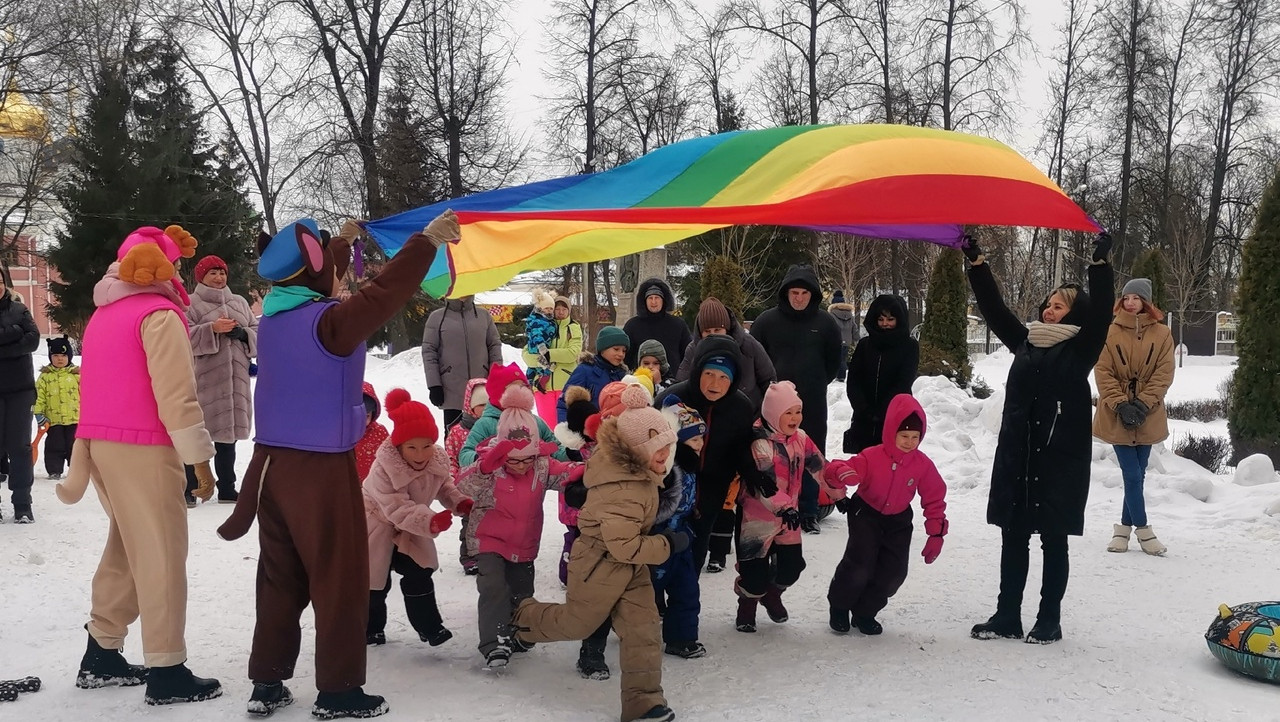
[761,381,803,432]
[614,386,677,462]
[495,383,540,459]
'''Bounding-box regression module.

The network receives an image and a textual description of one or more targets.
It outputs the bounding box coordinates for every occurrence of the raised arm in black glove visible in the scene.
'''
[1091,232,1113,263]
[960,235,984,264]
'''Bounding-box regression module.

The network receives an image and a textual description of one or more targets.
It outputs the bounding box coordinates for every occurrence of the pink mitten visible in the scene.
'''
[429,509,454,535]
[538,441,559,458]
[922,535,945,564]
[478,439,519,474]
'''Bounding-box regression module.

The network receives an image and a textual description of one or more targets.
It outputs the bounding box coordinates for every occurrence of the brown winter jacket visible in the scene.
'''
[1092,311,1175,446]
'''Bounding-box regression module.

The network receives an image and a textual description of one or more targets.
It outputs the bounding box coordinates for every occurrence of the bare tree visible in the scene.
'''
[412,0,526,197]
[912,0,1025,133]
[682,5,744,132]
[1148,0,1206,251]
[816,233,883,312]
[610,54,696,159]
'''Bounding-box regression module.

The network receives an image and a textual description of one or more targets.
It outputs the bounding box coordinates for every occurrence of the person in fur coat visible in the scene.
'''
[54,225,222,705]
[514,386,685,722]
[216,212,453,719]
[825,394,948,636]
[364,389,472,647]
[184,254,257,503]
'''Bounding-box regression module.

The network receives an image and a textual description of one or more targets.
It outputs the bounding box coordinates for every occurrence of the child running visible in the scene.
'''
[653,399,708,659]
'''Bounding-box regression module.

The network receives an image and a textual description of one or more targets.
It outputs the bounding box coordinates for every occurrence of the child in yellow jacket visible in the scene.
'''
[33,336,80,480]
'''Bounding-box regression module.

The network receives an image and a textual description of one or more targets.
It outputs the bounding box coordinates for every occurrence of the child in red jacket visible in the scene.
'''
[355,382,389,483]
[825,393,948,636]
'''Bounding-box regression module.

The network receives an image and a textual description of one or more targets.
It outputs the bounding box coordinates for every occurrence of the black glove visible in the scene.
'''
[227,326,249,342]
[778,507,801,531]
[1116,400,1148,430]
[428,386,444,407]
[960,235,983,263]
[834,497,851,514]
[563,480,587,509]
[661,529,691,554]
[1091,232,1113,263]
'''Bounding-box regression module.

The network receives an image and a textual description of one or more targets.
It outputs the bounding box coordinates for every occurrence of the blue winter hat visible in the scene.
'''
[662,397,707,444]
[258,218,323,282]
[702,354,737,381]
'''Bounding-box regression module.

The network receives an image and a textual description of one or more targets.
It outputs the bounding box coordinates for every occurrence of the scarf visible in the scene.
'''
[262,285,327,316]
[1026,321,1081,349]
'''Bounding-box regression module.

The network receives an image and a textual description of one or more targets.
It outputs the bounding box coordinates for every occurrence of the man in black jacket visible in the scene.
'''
[623,278,694,372]
[750,265,842,533]
[0,278,40,523]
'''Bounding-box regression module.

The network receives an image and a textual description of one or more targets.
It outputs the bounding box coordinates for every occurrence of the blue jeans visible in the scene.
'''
[1113,445,1152,527]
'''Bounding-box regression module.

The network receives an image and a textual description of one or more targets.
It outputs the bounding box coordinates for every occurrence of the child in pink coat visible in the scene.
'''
[456,383,583,669]
[825,393,948,636]
[363,389,472,647]
[735,381,844,633]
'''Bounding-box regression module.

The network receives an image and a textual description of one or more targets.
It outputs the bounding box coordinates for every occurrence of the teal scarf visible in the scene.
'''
[262,286,327,316]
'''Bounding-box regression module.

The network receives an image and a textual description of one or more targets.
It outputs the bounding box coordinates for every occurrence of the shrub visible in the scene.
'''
[970,375,994,399]
[1165,399,1225,423]
[918,342,972,389]
[1173,433,1230,474]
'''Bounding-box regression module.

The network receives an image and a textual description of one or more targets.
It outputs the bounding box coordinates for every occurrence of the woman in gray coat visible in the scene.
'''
[185,255,258,504]
[422,296,503,427]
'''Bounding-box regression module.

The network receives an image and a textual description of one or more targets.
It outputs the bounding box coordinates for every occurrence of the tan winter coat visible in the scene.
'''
[1092,311,1175,446]
[187,283,257,442]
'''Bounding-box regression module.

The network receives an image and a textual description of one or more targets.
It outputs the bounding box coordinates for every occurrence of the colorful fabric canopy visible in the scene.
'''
[362,124,1100,298]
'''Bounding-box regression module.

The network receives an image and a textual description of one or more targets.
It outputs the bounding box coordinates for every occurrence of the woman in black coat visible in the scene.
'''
[0,279,40,523]
[964,233,1113,645]
[843,295,919,454]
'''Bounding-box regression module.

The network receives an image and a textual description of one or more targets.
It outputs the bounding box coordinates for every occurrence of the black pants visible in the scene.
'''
[707,507,737,563]
[827,496,914,617]
[0,390,35,506]
[44,423,77,476]
[798,404,827,519]
[442,408,463,429]
[368,549,443,637]
[184,442,238,495]
[997,527,1069,626]
[737,543,806,597]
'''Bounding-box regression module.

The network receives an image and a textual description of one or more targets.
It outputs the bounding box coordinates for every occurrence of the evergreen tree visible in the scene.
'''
[918,248,971,387]
[717,89,746,133]
[1129,247,1169,312]
[48,61,139,336]
[190,135,265,299]
[1228,169,1280,465]
[700,255,747,322]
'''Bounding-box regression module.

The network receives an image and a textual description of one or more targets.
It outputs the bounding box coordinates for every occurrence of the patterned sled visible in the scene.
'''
[1205,601,1280,684]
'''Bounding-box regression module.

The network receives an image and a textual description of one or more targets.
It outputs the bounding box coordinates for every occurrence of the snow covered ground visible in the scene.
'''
[2,350,1277,721]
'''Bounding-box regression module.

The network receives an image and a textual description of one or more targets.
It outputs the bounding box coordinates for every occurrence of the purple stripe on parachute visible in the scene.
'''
[802,224,966,244]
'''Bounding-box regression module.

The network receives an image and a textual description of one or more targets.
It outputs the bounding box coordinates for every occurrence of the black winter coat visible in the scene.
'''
[675,307,775,409]
[655,335,767,523]
[844,295,919,453]
[623,277,694,371]
[0,290,40,394]
[969,261,1113,536]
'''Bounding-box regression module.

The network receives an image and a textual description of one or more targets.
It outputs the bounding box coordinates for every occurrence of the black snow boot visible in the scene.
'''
[418,627,453,647]
[663,641,707,659]
[247,681,294,717]
[735,596,758,633]
[760,585,788,623]
[638,704,676,721]
[829,607,851,634]
[76,631,148,689]
[853,616,883,635]
[144,663,222,705]
[970,613,1024,640]
[1025,620,1063,645]
[576,639,610,680]
[311,687,389,719]
[12,504,33,524]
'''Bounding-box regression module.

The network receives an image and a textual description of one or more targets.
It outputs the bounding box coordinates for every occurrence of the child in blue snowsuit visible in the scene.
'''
[525,291,558,392]
[652,399,708,659]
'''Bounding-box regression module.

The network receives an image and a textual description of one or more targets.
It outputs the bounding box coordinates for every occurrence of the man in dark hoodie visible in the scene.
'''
[623,277,694,372]
[749,265,842,533]
[843,295,920,454]
[655,335,772,574]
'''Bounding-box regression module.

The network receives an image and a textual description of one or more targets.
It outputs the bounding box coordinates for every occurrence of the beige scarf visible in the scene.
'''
[1027,321,1081,348]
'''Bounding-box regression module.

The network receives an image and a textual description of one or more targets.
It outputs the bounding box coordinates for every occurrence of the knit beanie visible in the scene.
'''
[661,397,706,444]
[596,325,630,352]
[385,388,439,445]
[636,338,669,375]
[485,363,527,409]
[469,383,489,410]
[47,336,73,362]
[495,383,539,458]
[832,290,846,304]
[644,286,665,300]
[761,381,803,432]
[614,386,677,462]
[596,381,631,420]
[702,354,737,382]
[697,297,731,331]
[898,411,925,434]
[626,370,656,399]
[194,255,228,284]
[1121,278,1153,304]
[555,295,572,311]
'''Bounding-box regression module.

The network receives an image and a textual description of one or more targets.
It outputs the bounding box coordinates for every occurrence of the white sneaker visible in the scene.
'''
[1135,526,1167,556]
[1107,524,1132,553]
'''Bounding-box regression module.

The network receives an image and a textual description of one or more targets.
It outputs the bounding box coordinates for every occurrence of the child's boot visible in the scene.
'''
[247,681,293,717]
[144,664,222,705]
[1135,525,1167,556]
[575,638,609,680]
[638,705,676,721]
[312,687,389,719]
[760,584,789,623]
[853,615,883,635]
[735,596,759,633]
[76,629,148,688]
[829,607,851,634]
[405,589,451,646]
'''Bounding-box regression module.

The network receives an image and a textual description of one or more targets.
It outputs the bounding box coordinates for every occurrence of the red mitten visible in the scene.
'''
[922,535,944,564]
[429,509,454,535]
[538,441,560,458]
[478,438,520,474]
[455,498,474,516]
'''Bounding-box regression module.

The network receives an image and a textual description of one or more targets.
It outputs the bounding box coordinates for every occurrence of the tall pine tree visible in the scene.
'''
[1228,169,1280,465]
[918,248,971,387]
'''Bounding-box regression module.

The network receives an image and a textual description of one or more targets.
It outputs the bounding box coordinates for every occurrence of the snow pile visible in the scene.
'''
[1233,454,1278,487]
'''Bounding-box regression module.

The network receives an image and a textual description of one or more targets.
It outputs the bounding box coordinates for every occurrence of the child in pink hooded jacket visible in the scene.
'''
[455,382,583,668]
[825,393,948,636]
[735,381,844,634]
[363,389,472,647]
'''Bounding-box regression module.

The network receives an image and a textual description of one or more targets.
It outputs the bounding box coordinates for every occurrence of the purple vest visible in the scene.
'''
[254,299,367,452]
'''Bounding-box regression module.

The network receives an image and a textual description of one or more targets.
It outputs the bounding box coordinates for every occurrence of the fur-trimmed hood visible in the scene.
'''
[372,437,451,491]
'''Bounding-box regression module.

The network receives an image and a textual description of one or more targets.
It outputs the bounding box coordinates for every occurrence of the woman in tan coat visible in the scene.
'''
[1092,278,1174,556]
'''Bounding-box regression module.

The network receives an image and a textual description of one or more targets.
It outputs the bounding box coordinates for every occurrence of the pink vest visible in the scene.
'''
[78,293,189,446]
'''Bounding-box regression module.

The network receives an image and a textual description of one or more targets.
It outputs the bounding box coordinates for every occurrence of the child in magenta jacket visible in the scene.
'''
[364,389,472,647]
[825,393,948,636]
[455,382,583,668]
[735,381,844,633]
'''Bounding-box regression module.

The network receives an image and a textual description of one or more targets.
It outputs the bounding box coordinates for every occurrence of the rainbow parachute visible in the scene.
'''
[363,124,1100,298]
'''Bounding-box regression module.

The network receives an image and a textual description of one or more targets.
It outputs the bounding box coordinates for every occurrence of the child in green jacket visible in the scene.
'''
[33,337,80,479]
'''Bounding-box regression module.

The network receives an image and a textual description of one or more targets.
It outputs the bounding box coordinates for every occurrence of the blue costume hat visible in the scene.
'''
[258,218,324,282]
